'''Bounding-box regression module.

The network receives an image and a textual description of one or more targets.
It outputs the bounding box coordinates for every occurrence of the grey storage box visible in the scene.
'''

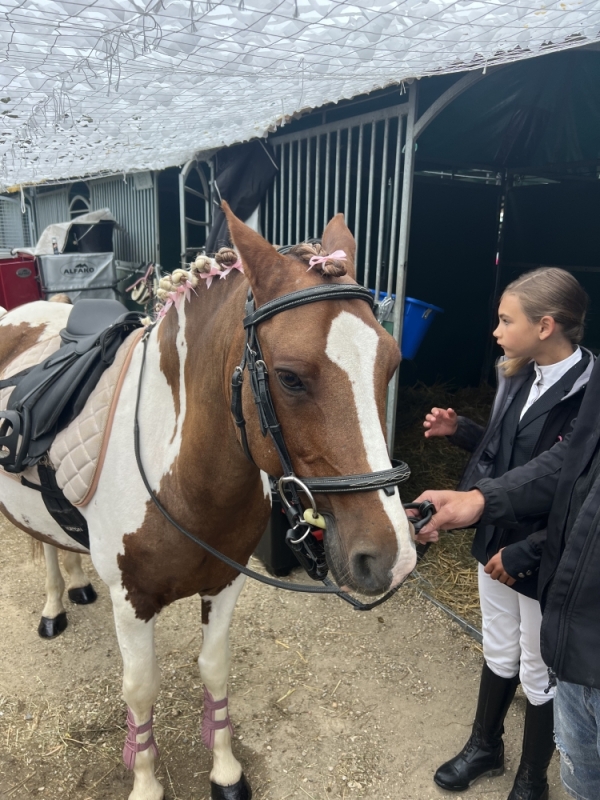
[38,253,119,302]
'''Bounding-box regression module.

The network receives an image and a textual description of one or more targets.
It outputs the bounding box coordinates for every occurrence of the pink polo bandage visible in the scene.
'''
[122,707,159,770]
[201,687,234,750]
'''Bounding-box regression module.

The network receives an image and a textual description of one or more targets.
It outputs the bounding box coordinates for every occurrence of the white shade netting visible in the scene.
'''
[1,0,599,190]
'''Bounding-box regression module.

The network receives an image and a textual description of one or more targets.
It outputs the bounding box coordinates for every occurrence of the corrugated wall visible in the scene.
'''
[34,189,70,236]
[0,196,33,250]
[89,176,156,264]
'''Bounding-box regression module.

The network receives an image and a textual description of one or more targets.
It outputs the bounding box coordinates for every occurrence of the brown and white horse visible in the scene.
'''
[0,206,416,800]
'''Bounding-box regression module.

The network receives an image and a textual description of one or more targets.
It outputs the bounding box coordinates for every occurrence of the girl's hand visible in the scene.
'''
[484,549,516,586]
[423,407,458,438]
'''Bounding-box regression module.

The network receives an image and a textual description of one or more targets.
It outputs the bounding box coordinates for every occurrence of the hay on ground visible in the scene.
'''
[393,382,495,630]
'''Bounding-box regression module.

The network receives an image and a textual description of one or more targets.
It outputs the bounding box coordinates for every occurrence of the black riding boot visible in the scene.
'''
[507,699,554,800]
[434,663,520,791]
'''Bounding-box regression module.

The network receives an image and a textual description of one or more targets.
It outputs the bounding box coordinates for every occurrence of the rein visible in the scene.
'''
[134,282,434,611]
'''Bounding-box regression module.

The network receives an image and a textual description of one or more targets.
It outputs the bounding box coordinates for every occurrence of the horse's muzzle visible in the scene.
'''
[323,516,395,596]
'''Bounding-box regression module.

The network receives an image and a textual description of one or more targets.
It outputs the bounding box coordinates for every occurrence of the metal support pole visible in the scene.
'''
[386,84,417,452]
[178,162,189,268]
[153,171,160,265]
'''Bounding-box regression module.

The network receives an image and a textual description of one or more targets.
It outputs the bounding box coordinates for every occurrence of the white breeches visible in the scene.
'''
[478,563,554,706]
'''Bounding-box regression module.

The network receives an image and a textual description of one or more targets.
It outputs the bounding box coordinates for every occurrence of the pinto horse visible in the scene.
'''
[0,205,416,800]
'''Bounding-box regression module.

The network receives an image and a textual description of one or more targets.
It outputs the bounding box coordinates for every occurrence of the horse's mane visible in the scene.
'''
[154,242,347,316]
[285,242,347,278]
[155,248,239,314]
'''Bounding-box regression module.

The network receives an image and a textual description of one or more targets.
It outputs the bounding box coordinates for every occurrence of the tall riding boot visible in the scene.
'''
[434,663,520,791]
[507,699,554,800]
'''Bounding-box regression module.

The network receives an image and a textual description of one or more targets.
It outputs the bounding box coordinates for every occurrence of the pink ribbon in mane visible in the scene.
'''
[199,259,244,289]
[307,249,346,270]
[157,279,197,319]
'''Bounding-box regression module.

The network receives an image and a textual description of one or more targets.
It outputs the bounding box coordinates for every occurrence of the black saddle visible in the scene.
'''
[0,299,144,474]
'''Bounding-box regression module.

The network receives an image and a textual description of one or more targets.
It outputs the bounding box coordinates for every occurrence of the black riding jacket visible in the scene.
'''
[474,353,600,688]
[449,350,593,598]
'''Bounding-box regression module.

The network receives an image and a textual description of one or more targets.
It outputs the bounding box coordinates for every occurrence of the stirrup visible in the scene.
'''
[0,408,27,472]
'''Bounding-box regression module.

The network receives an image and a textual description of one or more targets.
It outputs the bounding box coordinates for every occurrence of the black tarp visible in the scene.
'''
[500,182,600,354]
[417,49,600,170]
[401,178,501,387]
[206,139,278,252]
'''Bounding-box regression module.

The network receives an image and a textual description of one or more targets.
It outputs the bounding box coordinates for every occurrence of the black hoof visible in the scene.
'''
[68,584,98,605]
[210,773,252,800]
[38,612,68,639]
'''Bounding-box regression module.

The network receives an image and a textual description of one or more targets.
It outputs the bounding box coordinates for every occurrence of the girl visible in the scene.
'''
[422,268,593,800]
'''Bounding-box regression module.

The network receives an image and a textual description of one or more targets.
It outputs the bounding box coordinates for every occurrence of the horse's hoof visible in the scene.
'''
[38,612,68,638]
[210,773,252,800]
[68,584,98,605]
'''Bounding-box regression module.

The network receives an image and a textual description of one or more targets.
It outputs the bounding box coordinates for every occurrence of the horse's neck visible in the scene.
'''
[141,278,255,502]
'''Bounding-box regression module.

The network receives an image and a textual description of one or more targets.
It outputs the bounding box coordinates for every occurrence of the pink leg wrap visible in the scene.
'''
[122,707,159,770]
[202,687,234,750]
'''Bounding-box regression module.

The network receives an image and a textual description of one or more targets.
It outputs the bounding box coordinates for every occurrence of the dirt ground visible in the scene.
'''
[0,516,567,800]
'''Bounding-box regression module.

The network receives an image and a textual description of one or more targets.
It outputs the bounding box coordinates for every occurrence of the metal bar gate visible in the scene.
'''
[263,89,417,451]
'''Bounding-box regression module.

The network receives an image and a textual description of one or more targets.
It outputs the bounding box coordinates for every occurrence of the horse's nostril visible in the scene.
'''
[351,550,389,591]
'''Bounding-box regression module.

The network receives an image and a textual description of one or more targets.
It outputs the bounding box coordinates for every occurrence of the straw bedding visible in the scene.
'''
[393,383,495,629]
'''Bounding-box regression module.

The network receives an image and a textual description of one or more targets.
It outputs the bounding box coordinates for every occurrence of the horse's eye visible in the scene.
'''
[276,370,305,392]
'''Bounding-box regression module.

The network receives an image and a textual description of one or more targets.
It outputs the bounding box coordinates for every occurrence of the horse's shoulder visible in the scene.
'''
[0,301,71,375]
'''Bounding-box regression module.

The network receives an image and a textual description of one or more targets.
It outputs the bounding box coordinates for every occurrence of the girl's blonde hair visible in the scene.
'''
[500,267,588,376]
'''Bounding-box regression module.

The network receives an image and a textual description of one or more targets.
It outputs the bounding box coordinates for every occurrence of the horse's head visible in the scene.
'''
[224,204,416,595]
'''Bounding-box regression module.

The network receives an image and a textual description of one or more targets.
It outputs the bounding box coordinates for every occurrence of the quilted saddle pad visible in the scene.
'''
[0,328,142,506]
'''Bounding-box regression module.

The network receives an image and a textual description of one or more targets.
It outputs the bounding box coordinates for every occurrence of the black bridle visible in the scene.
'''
[134,282,434,611]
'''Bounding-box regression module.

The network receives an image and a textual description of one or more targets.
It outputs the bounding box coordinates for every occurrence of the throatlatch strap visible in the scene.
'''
[122,708,159,770]
[202,688,233,750]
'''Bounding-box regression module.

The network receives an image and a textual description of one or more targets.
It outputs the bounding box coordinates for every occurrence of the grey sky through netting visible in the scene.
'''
[1,0,599,190]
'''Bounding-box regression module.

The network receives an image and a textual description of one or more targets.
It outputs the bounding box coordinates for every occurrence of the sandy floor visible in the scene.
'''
[0,517,568,800]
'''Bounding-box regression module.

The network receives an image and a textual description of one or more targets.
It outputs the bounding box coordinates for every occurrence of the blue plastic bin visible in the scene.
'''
[401,296,444,359]
[370,290,443,360]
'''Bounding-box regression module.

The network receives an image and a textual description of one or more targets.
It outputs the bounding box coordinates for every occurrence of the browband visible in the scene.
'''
[243,284,374,328]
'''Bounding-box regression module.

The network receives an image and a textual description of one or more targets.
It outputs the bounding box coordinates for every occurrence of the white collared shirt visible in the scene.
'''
[519,347,582,421]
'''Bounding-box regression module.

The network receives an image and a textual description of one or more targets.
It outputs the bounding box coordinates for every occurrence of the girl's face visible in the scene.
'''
[493,293,547,359]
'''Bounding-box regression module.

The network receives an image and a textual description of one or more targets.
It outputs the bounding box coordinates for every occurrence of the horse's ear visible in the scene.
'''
[321,214,356,279]
[222,201,287,299]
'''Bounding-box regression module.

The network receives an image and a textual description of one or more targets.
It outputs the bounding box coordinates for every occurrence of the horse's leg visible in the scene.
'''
[38,543,68,638]
[199,573,251,800]
[111,585,163,800]
[62,551,98,605]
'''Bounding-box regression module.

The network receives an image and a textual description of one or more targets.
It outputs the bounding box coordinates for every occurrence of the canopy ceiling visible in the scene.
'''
[1,0,600,190]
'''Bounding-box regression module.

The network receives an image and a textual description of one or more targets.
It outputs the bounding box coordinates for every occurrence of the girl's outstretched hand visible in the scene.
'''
[423,407,458,438]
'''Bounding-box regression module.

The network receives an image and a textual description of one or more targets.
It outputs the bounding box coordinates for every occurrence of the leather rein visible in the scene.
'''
[134,282,434,611]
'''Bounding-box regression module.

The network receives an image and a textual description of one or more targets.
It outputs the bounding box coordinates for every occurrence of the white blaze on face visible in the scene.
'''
[325,311,416,584]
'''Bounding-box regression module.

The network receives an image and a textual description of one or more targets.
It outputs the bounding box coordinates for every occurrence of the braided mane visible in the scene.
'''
[286,242,347,277]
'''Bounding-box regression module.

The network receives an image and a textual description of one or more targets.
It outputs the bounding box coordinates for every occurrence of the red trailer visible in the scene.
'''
[0,255,41,310]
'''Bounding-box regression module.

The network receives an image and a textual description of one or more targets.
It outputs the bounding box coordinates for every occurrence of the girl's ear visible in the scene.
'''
[321,213,356,279]
[222,201,289,302]
[538,315,556,340]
